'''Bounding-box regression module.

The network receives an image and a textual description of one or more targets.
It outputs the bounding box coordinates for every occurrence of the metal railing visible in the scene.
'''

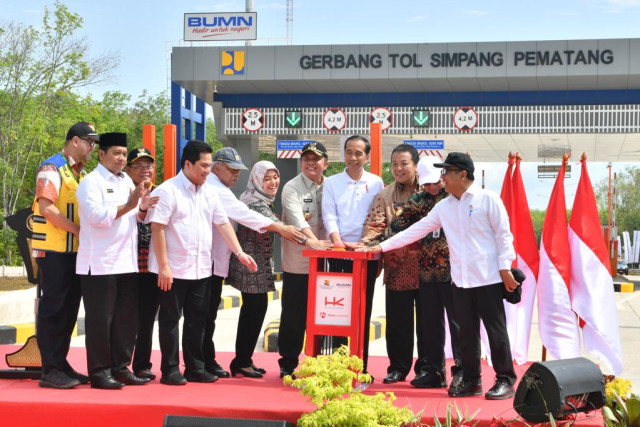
[223,104,640,135]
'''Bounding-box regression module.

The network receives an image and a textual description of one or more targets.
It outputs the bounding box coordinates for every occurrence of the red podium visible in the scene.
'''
[302,249,378,359]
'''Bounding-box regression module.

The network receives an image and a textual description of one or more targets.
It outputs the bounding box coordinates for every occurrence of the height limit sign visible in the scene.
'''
[242,108,264,132]
[369,107,393,131]
[453,106,478,132]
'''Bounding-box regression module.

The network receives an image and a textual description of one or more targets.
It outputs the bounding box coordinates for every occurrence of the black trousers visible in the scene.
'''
[278,272,309,372]
[385,288,424,376]
[35,253,82,374]
[132,272,160,373]
[158,276,211,375]
[326,259,377,372]
[418,280,461,376]
[231,292,268,369]
[452,282,516,385]
[80,273,138,379]
[202,274,224,371]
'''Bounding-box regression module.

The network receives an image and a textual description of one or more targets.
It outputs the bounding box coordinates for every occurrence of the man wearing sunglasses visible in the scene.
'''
[32,122,98,389]
[362,152,518,400]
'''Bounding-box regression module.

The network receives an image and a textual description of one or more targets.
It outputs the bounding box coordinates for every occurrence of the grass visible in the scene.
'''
[0,277,36,292]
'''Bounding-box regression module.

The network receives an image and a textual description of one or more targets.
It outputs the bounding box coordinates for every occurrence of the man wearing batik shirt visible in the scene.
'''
[125,147,159,381]
[31,122,97,389]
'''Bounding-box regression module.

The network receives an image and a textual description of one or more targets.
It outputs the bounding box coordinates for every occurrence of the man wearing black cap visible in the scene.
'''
[363,152,519,400]
[32,122,98,389]
[76,133,157,389]
[203,146,306,378]
[278,142,332,378]
[125,148,160,380]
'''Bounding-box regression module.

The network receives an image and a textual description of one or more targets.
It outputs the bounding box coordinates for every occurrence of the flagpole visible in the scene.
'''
[608,162,615,277]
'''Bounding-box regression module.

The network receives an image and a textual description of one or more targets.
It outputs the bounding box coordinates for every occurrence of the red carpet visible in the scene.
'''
[0,345,603,426]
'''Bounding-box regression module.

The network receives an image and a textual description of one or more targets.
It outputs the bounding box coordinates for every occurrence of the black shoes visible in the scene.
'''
[113,371,151,385]
[135,369,157,380]
[39,368,80,389]
[230,366,263,378]
[251,365,266,374]
[206,363,230,378]
[90,376,125,390]
[485,377,516,400]
[184,370,219,383]
[448,378,482,397]
[410,369,447,388]
[160,371,188,386]
[383,370,406,384]
[450,370,464,390]
[66,368,90,385]
[279,368,296,379]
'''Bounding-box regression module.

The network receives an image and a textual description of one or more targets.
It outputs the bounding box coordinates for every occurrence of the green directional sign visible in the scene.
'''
[285,110,303,128]
[412,109,431,127]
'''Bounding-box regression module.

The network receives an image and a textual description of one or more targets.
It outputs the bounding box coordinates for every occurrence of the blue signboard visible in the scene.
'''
[277,140,314,150]
[403,139,444,150]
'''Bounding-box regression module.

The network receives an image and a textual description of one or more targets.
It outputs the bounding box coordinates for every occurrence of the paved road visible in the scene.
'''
[69,275,640,392]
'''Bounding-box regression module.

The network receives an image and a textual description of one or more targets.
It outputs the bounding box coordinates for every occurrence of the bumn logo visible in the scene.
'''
[222,51,245,75]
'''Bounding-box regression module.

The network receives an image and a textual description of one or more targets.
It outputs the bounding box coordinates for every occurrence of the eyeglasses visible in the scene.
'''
[422,182,439,187]
[130,164,154,170]
[79,137,97,148]
[441,167,462,175]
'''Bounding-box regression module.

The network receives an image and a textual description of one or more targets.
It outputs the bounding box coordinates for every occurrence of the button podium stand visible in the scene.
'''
[302,249,377,359]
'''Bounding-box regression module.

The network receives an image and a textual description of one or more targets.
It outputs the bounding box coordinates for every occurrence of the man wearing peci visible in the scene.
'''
[76,132,158,389]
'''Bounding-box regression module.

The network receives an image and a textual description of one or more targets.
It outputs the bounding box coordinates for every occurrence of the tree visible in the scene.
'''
[0,1,119,219]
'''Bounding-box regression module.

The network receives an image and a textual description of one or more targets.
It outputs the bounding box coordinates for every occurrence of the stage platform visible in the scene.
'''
[0,345,603,426]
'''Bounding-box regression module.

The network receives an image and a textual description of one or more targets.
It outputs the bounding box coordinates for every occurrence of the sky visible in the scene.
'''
[3,0,640,209]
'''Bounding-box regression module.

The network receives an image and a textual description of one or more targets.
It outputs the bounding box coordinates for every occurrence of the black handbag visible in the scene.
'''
[503,267,526,304]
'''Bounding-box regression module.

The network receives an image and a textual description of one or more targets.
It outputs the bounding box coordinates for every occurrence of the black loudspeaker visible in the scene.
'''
[163,415,294,427]
[513,357,605,423]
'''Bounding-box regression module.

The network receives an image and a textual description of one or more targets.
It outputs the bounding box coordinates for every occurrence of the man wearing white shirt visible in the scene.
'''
[321,135,384,372]
[148,140,257,386]
[364,152,519,400]
[76,132,157,389]
[203,147,304,378]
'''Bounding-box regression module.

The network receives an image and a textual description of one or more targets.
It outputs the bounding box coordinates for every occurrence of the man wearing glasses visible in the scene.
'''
[32,122,98,389]
[362,152,519,400]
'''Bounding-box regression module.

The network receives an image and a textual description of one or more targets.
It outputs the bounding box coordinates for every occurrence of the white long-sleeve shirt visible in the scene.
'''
[322,169,384,242]
[207,174,272,278]
[379,185,515,288]
[76,163,139,275]
[148,171,229,280]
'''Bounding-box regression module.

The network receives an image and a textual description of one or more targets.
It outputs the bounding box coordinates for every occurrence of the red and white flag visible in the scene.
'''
[507,155,539,364]
[537,154,581,359]
[569,154,622,374]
